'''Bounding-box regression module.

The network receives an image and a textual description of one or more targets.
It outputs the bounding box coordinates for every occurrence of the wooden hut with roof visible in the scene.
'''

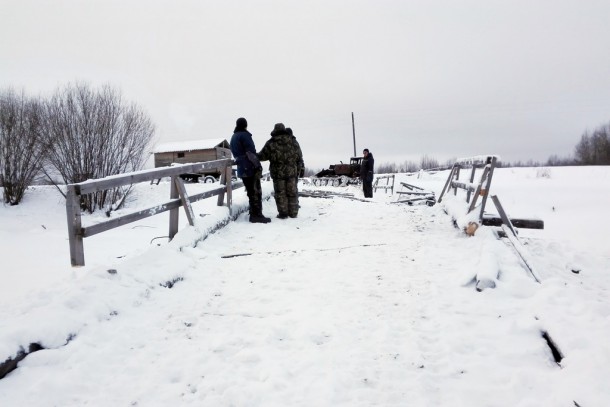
[152,138,232,182]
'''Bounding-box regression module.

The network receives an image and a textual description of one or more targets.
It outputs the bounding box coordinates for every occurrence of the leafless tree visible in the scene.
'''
[575,122,610,165]
[420,154,439,170]
[376,162,398,174]
[546,154,575,167]
[401,160,419,173]
[0,88,46,205]
[42,83,155,213]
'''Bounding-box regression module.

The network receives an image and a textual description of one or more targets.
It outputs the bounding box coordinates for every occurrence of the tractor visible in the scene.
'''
[311,157,363,187]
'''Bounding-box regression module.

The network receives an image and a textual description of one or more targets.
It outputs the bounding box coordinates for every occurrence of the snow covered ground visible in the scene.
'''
[1,166,609,406]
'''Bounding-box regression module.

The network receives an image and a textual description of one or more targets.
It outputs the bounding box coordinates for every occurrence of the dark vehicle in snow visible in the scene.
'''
[311,157,363,187]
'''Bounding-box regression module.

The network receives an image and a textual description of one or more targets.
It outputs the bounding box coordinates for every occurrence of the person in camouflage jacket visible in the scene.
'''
[258,123,304,219]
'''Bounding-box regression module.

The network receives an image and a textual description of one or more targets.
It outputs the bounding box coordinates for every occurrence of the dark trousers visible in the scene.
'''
[363,180,373,198]
[242,175,263,216]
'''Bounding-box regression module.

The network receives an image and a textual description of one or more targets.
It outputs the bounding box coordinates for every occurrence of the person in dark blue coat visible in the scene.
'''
[360,148,375,198]
[230,117,271,223]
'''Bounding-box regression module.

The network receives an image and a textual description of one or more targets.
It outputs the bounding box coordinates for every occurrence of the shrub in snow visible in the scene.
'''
[536,167,551,179]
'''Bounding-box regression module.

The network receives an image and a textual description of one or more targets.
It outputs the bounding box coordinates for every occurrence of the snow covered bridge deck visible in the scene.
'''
[2,170,610,406]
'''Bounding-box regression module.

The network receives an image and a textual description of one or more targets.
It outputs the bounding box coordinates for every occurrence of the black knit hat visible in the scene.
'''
[234,117,248,132]
[286,127,293,136]
[270,122,286,136]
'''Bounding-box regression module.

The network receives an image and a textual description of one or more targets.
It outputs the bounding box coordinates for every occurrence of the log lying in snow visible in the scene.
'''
[299,190,353,198]
[299,190,371,202]
[482,215,544,229]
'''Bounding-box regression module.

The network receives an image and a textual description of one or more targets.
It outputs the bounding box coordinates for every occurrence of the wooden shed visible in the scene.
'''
[153,138,231,167]
[152,138,233,181]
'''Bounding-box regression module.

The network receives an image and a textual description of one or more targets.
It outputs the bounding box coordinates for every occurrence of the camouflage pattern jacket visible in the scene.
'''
[258,133,304,179]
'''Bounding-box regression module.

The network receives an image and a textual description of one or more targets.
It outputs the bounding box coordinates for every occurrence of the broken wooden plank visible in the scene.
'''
[396,191,433,196]
[450,180,477,193]
[501,224,542,283]
[400,182,424,191]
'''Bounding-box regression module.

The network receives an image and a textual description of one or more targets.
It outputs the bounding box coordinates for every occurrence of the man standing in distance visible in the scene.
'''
[360,148,374,198]
[230,117,271,223]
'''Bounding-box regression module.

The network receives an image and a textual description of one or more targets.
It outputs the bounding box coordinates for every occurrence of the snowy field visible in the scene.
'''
[1,166,609,406]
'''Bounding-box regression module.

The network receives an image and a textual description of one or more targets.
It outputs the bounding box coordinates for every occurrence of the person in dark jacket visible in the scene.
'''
[360,148,374,198]
[229,117,271,223]
[258,123,304,219]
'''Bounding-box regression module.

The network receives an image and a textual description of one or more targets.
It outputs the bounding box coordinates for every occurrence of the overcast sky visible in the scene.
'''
[2,0,609,169]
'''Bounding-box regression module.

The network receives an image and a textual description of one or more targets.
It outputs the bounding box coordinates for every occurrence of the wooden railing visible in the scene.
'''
[437,156,498,222]
[373,174,395,194]
[65,158,241,267]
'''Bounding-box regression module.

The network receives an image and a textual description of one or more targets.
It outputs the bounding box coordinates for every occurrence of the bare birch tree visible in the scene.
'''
[0,89,46,205]
[42,83,155,213]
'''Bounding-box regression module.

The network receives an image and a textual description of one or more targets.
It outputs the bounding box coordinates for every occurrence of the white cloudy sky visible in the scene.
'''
[2,0,609,168]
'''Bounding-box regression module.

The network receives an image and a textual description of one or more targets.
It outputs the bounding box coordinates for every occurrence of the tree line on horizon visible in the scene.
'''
[304,122,610,176]
[2,82,608,206]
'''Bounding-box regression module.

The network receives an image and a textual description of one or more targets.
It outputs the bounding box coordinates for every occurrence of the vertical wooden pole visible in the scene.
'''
[453,166,461,195]
[351,112,357,157]
[217,166,227,206]
[225,165,233,214]
[169,175,179,239]
[466,165,477,203]
[66,185,85,266]
[477,156,497,222]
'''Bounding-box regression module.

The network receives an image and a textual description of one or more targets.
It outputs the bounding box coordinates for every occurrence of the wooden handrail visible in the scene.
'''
[76,159,233,194]
[66,158,239,267]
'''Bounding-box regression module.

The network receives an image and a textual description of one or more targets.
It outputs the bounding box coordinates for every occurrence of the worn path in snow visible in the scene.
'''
[1,194,558,406]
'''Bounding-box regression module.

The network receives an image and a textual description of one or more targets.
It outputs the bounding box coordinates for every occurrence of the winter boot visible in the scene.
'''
[249,212,271,223]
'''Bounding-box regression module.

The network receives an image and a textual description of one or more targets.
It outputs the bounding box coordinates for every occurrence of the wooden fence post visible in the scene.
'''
[169,175,179,239]
[217,167,227,207]
[477,156,497,221]
[466,165,477,203]
[225,165,233,214]
[453,166,461,195]
[65,185,85,266]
